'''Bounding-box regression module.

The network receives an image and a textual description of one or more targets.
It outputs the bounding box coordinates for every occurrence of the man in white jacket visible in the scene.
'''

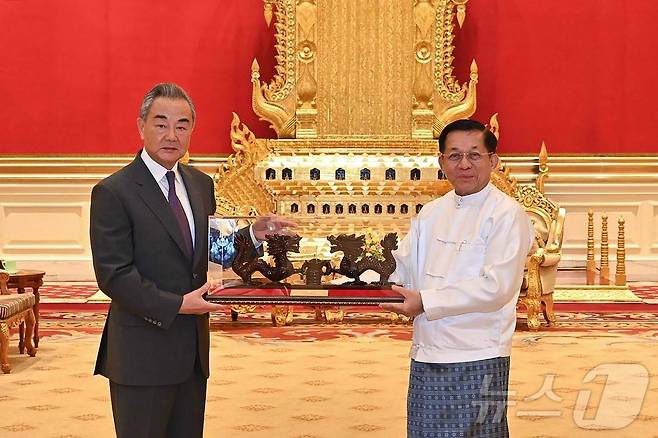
[382,119,534,437]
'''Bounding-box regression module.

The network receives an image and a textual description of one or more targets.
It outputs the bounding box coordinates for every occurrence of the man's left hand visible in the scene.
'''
[252,214,298,242]
[380,285,424,317]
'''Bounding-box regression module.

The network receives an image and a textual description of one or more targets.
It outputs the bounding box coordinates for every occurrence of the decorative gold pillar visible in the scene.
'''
[600,214,609,285]
[586,210,595,285]
[615,217,626,286]
[295,0,318,138]
[412,0,437,138]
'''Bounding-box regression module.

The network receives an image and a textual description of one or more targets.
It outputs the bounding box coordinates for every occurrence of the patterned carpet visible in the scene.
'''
[34,282,658,341]
[1,283,658,436]
[2,329,658,437]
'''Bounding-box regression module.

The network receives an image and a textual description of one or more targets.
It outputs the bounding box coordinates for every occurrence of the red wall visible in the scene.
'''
[1,0,657,155]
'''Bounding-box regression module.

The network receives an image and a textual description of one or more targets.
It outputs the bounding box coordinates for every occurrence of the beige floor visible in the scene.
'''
[1,329,658,437]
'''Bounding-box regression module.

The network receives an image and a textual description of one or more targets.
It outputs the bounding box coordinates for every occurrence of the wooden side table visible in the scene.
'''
[7,270,45,349]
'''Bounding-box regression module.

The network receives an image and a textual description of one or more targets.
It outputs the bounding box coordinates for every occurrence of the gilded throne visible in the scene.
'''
[212,0,564,328]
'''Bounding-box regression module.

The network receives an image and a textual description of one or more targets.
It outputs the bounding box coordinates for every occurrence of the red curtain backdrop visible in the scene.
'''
[1,0,657,155]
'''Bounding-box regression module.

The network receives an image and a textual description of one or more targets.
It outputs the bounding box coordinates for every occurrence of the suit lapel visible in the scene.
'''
[129,156,191,260]
[179,164,207,270]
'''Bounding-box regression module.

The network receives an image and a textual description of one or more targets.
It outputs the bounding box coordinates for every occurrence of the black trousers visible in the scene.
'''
[109,360,207,438]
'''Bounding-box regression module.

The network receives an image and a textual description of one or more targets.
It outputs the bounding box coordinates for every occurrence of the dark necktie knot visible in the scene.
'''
[166,170,193,258]
[166,170,176,186]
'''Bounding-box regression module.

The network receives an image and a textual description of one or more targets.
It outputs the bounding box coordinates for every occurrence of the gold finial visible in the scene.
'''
[615,216,626,286]
[251,58,261,80]
[454,0,468,28]
[600,213,609,285]
[264,1,273,27]
[179,151,190,165]
[470,59,478,80]
[535,142,548,194]
[488,113,499,140]
[586,210,595,285]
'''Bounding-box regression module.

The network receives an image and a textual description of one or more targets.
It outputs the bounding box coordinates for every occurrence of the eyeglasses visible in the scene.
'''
[440,151,494,163]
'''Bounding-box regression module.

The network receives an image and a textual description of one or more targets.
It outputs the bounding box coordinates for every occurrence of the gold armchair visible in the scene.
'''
[0,270,37,373]
[491,161,566,330]
[517,185,566,330]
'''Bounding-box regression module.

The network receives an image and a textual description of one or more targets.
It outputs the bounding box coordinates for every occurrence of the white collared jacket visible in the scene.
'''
[393,183,534,363]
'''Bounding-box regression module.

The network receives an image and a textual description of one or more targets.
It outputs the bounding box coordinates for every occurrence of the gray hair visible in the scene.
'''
[139,83,196,122]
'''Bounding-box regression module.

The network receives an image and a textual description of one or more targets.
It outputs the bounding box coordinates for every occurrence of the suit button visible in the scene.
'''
[157,322,162,327]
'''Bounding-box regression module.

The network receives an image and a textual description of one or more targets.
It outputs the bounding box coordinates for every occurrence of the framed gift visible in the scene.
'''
[207,216,254,289]
[206,215,403,305]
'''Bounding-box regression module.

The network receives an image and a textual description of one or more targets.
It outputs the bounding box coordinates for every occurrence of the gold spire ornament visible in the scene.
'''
[615,217,626,286]
[454,0,468,28]
[263,0,273,26]
[586,210,595,285]
[487,113,499,139]
[535,142,548,194]
[600,213,609,285]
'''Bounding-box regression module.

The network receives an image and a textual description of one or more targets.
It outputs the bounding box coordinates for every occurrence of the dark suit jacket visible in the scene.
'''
[90,153,216,386]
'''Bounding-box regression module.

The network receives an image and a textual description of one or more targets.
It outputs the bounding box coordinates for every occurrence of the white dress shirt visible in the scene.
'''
[393,183,533,363]
[141,149,196,249]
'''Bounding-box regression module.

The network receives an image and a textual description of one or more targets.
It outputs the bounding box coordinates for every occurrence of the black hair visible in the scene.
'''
[438,119,497,153]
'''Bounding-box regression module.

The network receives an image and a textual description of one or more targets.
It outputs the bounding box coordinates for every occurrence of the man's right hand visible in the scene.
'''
[178,282,224,314]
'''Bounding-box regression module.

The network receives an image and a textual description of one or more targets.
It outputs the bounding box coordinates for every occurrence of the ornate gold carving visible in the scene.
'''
[0,321,8,339]
[490,160,518,198]
[600,214,609,285]
[434,61,478,136]
[263,1,296,102]
[432,0,477,136]
[251,0,297,138]
[488,113,499,139]
[586,210,595,285]
[217,1,480,272]
[270,305,293,326]
[250,1,476,142]
[323,307,344,323]
[230,305,257,319]
[268,138,440,154]
[213,113,274,215]
[516,185,557,220]
[251,60,296,138]
[554,285,637,302]
[388,312,412,324]
[253,0,318,138]
[523,253,543,331]
[615,217,626,286]
[541,293,556,326]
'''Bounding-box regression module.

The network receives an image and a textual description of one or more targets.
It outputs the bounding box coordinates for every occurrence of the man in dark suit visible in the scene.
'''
[90,83,291,437]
